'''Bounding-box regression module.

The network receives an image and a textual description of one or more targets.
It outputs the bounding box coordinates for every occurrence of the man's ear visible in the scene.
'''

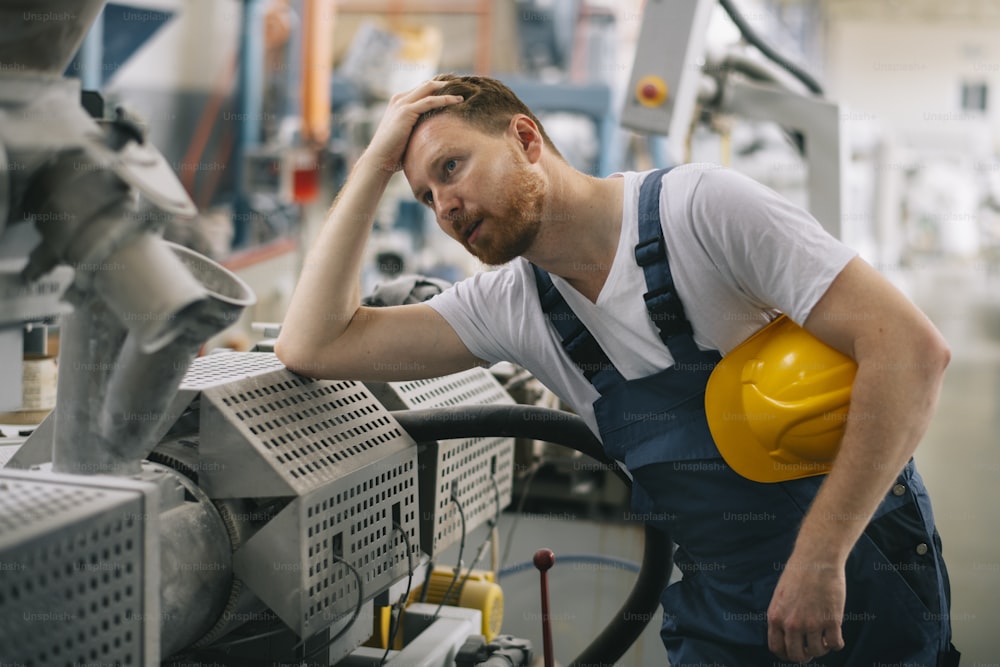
[509,114,544,163]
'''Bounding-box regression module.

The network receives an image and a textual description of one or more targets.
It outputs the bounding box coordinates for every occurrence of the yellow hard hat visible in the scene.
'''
[704,315,857,483]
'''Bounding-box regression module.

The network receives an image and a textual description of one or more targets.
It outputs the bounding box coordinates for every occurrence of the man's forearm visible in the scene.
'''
[277,156,394,357]
[789,337,949,568]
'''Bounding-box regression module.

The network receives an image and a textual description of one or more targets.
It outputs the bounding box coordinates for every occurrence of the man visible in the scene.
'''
[276,75,958,665]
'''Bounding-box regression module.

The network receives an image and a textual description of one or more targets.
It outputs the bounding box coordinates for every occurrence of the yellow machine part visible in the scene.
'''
[365,567,503,648]
[412,566,503,640]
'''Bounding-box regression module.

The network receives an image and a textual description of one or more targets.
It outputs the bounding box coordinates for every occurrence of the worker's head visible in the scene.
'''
[403,74,561,266]
[410,74,563,157]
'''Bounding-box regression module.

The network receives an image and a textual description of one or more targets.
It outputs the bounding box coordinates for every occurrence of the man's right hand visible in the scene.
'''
[364,79,464,174]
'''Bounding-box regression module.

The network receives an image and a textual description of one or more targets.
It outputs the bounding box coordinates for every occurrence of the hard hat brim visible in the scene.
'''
[705,315,833,484]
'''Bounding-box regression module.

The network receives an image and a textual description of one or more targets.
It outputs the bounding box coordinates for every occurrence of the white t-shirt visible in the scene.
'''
[426,164,857,435]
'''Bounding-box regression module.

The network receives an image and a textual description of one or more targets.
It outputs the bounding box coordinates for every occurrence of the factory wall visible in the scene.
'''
[822,15,1000,269]
[826,17,1000,154]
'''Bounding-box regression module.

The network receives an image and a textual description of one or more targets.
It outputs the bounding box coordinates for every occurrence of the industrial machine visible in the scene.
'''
[0,7,670,665]
[3,0,841,664]
[0,3,526,663]
[0,7,518,660]
[622,0,846,241]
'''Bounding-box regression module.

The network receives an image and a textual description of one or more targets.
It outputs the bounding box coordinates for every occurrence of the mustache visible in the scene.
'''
[448,211,483,232]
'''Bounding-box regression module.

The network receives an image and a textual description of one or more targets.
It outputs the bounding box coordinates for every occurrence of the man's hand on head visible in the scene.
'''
[365,79,464,174]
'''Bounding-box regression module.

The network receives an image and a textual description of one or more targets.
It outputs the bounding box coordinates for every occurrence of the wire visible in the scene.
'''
[432,493,467,621]
[379,523,415,666]
[418,560,435,603]
[490,475,502,531]
[296,554,364,663]
[489,475,502,577]
[179,606,288,657]
[199,626,289,651]
[454,476,503,603]
[717,0,824,96]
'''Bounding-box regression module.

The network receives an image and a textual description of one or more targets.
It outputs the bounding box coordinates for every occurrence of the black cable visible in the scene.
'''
[199,626,289,651]
[296,554,364,663]
[489,473,502,570]
[167,617,287,663]
[379,523,415,666]
[489,475,502,532]
[718,0,824,96]
[454,476,503,603]
[432,493,467,620]
[418,560,435,603]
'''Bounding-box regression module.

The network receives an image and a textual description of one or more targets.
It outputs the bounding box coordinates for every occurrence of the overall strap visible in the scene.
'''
[635,168,701,362]
[531,264,625,393]
[532,167,704,394]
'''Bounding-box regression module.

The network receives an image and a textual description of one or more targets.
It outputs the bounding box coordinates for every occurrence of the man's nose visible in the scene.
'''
[434,187,462,224]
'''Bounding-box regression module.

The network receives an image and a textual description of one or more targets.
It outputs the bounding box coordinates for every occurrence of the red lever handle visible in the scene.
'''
[533,548,556,667]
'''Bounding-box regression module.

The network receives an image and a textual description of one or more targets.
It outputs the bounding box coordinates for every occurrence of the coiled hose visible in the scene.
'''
[390,405,673,667]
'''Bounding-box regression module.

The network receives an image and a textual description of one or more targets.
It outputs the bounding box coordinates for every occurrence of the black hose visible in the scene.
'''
[568,524,672,667]
[389,405,674,667]
[718,0,824,96]
[389,405,628,487]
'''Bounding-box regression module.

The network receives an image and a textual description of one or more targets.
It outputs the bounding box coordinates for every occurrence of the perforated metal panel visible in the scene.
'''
[231,434,420,639]
[180,357,423,638]
[139,351,424,640]
[197,369,415,498]
[0,468,158,667]
[368,368,516,556]
[179,350,287,391]
[300,447,418,636]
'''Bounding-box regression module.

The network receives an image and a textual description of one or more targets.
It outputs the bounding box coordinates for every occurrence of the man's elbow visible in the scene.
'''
[273,335,296,369]
[911,320,951,380]
[274,335,319,378]
[928,328,951,376]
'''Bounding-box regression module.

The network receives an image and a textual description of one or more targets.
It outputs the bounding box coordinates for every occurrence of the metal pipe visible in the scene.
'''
[91,232,209,354]
[157,470,234,659]
[28,151,251,476]
[77,3,105,90]
[232,0,267,248]
[51,291,132,475]
[301,0,333,146]
[96,331,203,466]
[97,241,255,466]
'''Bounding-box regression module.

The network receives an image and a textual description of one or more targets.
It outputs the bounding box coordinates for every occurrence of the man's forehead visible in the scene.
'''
[407,114,473,163]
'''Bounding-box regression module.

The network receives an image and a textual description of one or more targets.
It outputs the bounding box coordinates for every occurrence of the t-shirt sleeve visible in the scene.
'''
[685,167,858,325]
[424,264,528,367]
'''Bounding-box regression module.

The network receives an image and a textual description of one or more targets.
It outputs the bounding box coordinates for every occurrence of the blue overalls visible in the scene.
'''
[532,169,960,665]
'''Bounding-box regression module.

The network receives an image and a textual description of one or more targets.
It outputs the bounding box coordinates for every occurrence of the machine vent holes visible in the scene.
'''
[0,488,144,666]
[181,352,286,390]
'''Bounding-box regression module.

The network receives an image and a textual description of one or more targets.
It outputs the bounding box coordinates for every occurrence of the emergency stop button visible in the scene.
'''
[636,75,669,108]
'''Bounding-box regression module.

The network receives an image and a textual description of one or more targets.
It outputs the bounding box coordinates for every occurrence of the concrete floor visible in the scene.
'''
[453,261,1000,666]
[900,261,1000,664]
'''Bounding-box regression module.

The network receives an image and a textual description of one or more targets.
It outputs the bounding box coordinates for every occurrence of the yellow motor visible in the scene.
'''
[411,567,504,640]
[366,566,504,649]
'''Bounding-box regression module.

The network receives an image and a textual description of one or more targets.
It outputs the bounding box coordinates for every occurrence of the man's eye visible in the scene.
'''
[444,159,457,173]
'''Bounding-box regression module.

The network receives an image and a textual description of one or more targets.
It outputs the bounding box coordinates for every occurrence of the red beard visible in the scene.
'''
[461,153,545,266]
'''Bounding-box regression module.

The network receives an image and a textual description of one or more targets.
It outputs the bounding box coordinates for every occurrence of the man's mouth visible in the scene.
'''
[464,219,483,244]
